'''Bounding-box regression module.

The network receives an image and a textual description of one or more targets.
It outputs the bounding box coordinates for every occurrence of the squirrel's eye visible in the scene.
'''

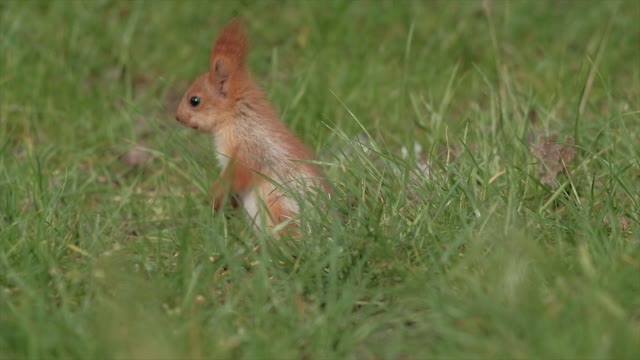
[189,96,201,107]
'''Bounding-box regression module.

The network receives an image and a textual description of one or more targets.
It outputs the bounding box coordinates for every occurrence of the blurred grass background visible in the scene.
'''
[1,0,639,358]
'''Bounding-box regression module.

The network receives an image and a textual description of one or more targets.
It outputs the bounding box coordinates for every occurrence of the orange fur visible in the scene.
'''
[175,18,329,236]
[209,159,253,210]
[211,18,248,69]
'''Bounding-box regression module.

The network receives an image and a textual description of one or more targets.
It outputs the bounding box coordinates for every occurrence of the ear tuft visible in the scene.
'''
[210,18,249,73]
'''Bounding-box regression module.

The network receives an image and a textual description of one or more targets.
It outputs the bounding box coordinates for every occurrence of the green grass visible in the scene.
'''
[1,0,640,358]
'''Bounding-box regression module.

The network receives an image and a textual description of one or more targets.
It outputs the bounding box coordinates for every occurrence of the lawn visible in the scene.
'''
[1,0,639,358]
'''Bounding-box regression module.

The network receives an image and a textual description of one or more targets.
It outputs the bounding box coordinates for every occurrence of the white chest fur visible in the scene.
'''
[240,190,260,224]
[214,137,230,169]
[211,125,302,230]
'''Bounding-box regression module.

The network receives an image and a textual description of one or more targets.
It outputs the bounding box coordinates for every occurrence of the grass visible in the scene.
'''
[1,0,639,358]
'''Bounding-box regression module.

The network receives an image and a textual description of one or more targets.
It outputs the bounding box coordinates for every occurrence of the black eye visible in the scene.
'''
[189,96,201,107]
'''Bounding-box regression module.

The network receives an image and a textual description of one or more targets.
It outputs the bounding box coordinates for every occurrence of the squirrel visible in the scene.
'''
[175,18,329,234]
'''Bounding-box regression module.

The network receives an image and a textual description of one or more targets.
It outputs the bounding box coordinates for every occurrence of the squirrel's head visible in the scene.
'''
[176,18,250,133]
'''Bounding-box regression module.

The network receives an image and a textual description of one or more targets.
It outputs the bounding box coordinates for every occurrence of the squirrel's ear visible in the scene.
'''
[211,57,231,97]
[209,18,248,96]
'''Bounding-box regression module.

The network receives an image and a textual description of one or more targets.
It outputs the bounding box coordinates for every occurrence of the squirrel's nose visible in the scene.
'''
[175,117,181,122]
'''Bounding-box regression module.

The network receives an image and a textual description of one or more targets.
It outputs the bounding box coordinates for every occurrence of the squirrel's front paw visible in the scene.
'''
[212,193,240,211]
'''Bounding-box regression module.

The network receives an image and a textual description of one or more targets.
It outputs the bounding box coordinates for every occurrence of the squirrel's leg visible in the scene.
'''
[266,194,298,238]
[210,161,255,211]
[209,180,232,210]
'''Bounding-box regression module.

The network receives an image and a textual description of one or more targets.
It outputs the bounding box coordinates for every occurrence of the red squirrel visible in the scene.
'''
[175,18,329,233]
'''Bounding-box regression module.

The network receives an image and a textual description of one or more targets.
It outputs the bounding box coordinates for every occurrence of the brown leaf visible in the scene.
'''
[121,146,154,168]
[620,215,631,231]
[528,134,576,188]
[604,214,632,231]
